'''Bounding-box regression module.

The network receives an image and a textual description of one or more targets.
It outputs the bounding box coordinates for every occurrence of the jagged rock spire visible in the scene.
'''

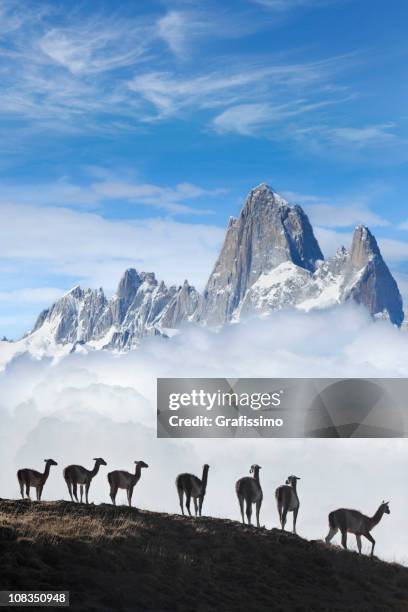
[345,225,403,326]
[197,184,323,325]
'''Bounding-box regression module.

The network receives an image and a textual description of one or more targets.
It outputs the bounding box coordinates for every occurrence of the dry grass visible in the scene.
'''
[1,499,408,611]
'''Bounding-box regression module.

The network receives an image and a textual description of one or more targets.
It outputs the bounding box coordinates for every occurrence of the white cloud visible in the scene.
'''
[0,203,224,292]
[0,288,64,304]
[0,1,45,37]
[0,174,224,214]
[293,198,389,229]
[157,11,190,57]
[314,226,352,258]
[294,123,398,150]
[90,179,224,214]
[251,0,342,11]
[0,8,154,129]
[38,24,148,75]
[283,184,394,230]
[128,56,350,120]
[155,7,272,59]
[212,98,349,136]
[377,238,408,263]
[0,1,399,161]
[1,305,408,562]
[329,123,397,146]
[0,2,371,153]
[212,103,273,135]
[128,69,272,118]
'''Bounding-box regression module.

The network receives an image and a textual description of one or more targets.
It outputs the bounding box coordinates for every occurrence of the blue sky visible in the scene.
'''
[1,0,408,338]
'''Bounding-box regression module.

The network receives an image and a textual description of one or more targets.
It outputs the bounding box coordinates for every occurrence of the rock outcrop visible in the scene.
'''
[196,184,324,325]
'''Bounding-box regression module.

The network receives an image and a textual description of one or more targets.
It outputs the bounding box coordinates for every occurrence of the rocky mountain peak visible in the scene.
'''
[117,269,142,295]
[196,185,324,325]
[65,285,84,299]
[114,269,143,325]
[244,182,284,206]
[344,226,403,326]
[140,272,157,285]
[349,225,381,268]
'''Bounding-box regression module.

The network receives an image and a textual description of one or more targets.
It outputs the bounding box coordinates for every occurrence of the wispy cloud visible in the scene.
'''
[307,202,389,228]
[378,238,408,262]
[284,190,390,228]
[90,178,225,214]
[251,0,338,11]
[0,203,224,292]
[0,172,225,215]
[212,103,273,135]
[212,98,343,135]
[0,0,401,159]
[38,21,148,75]
[0,287,64,304]
[0,0,361,141]
[156,7,267,59]
[128,55,351,121]
[157,11,189,57]
[0,6,152,127]
[324,123,397,147]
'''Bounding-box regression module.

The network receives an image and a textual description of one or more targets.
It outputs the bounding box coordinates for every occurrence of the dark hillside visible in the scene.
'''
[0,499,407,611]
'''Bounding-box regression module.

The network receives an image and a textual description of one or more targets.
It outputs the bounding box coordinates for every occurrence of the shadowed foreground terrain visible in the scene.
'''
[0,499,407,611]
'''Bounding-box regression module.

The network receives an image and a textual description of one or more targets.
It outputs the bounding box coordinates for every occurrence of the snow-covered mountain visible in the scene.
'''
[27,271,199,353]
[7,183,404,358]
[195,183,324,325]
[195,184,403,327]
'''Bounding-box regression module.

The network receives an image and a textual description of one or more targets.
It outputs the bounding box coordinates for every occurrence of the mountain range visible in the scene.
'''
[7,183,405,356]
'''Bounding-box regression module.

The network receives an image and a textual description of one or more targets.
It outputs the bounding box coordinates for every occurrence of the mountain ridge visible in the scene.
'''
[0,499,407,611]
[11,184,406,354]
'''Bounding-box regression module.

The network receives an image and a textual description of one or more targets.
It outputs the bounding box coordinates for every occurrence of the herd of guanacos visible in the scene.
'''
[16,458,390,558]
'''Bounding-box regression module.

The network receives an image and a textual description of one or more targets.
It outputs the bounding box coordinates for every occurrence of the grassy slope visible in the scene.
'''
[0,499,407,611]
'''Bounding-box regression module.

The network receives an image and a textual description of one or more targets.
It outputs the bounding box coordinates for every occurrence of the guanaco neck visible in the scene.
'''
[369,505,385,530]
[90,461,101,478]
[134,464,142,482]
[43,463,51,481]
[253,467,260,484]
[201,466,209,493]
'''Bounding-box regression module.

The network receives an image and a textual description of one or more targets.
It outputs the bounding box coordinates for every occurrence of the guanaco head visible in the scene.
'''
[381,500,390,514]
[135,460,149,469]
[286,475,300,486]
[249,464,261,474]
[203,464,210,471]
[93,458,107,466]
[44,459,58,466]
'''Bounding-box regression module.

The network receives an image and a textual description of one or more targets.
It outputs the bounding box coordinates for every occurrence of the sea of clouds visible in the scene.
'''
[1,303,408,562]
